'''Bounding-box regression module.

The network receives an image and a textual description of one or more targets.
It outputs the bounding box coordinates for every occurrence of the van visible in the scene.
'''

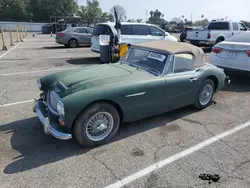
[91,22,178,53]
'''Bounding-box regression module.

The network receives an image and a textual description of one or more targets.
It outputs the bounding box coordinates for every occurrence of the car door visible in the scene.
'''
[232,22,240,36]
[149,25,165,41]
[163,53,199,110]
[77,28,91,45]
[121,25,151,44]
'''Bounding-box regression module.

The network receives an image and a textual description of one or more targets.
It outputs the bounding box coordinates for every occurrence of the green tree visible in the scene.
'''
[110,5,127,21]
[0,0,32,21]
[0,0,78,22]
[147,9,167,29]
[193,19,209,27]
[78,0,102,26]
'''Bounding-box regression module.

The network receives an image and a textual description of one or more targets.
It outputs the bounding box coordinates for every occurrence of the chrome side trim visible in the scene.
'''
[126,92,146,98]
[34,99,72,140]
[59,81,68,90]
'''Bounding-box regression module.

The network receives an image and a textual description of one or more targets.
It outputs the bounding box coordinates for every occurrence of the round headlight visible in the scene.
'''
[37,79,42,90]
[57,100,65,117]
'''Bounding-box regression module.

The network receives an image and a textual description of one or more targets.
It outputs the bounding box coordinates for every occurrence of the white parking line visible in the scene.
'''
[0,100,33,108]
[0,67,76,76]
[105,121,250,188]
[0,42,21,59]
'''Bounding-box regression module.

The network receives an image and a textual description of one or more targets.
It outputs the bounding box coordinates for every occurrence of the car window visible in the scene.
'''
[133,25,150,35]
[78,28,87,33]
[208,22,229,30]
[149,26,165,36]
[121,25,134,35]
[74,28,80,33]
[86,28,94,34]
[121,48,168,74]
[174,54,195,73]
[93,25,112,36]
[233,23,239,31]
[240,23,247,31]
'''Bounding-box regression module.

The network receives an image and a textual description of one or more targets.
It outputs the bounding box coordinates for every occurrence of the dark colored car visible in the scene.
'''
[33,40,230,147]
[180,28,193,42]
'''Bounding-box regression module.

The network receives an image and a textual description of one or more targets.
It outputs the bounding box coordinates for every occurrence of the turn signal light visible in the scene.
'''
[245,50,250,57]
[212,47,222,54]
[59,117,65,126]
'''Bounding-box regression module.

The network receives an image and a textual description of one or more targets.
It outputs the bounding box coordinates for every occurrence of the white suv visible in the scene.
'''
[91,22,178,53]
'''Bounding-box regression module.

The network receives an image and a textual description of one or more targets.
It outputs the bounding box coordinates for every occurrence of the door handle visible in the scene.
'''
[190,77,198,82]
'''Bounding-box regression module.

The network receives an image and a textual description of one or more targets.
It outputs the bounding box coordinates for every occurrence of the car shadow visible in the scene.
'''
[222,72,250,92]
[1,106,197,174]
[66,57,100,65]
[43,46,91,49]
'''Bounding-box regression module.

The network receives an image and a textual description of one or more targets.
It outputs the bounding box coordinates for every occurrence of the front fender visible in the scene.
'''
[62,87,124,131]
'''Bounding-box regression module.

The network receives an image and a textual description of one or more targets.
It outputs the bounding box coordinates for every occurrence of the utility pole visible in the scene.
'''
[146,10,148,23]
[191,13,193,25]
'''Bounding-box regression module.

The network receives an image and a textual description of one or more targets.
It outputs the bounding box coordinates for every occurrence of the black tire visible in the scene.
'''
[73,103,120,147]
[215,37,224,44]
[194,79,215,109]
[68,39,78,48]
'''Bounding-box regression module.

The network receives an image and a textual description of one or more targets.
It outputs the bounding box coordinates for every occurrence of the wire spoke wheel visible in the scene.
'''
[199,84,213,106]
[86,112,114,142]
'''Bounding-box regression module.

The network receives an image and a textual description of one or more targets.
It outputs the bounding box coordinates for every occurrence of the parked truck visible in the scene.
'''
[185,20,249,47]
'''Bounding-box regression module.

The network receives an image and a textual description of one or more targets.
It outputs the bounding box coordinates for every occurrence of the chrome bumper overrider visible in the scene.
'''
[33,99,72,140]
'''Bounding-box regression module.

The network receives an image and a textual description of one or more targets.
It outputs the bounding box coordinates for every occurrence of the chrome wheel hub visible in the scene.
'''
[199,84,213,106]
[86,112,114,142]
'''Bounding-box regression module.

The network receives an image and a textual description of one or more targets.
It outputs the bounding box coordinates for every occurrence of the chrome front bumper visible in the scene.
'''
[33,99,72,140]
[225,76,231,84]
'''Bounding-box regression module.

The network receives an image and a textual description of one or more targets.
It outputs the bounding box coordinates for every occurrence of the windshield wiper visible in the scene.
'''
[144,68,161,75]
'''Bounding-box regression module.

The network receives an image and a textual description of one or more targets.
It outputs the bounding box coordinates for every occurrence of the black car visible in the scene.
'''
[180,27,193,42]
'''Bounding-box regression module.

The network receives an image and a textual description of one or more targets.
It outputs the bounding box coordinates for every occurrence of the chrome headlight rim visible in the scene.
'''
[37,79,42,90]
[57,100,65,117]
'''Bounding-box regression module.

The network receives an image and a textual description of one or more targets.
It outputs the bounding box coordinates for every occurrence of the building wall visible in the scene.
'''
[0,21,48,32]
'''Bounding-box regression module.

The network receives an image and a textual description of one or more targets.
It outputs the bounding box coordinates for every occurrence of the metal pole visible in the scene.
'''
[9,27,14,46]
[191,13,193,25]
[146,10,148,22]
[19,25,24,42]
[16,25,20,42]
[25,26,27,38]
[0,28,8,50]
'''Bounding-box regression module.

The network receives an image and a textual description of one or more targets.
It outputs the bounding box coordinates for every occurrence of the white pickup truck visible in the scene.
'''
[186,20,249,46]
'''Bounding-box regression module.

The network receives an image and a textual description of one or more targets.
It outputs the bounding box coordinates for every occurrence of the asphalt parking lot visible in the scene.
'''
[1,34,250,188]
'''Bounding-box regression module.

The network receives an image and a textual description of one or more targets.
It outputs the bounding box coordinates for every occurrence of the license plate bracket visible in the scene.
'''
[228,51,238,58]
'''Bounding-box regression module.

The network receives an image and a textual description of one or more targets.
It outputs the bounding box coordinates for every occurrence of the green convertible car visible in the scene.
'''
[33,40,230,147]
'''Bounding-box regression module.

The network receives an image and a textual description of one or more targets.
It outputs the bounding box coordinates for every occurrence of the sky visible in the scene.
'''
[78,0,250,22]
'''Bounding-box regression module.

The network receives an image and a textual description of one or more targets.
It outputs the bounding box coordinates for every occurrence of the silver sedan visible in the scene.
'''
[56,27,94,48]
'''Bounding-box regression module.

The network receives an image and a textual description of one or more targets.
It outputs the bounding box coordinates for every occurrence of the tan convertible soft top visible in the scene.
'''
[132,40,206,67]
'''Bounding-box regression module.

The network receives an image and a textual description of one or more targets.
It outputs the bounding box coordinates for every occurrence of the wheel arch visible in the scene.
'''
[206,75,218,90]
[68,38,79,45]
[216,36,225,43]
[71,99,124,133]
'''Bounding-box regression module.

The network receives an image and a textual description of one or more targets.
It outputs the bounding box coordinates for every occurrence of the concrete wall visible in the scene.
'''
[0,21,48,32]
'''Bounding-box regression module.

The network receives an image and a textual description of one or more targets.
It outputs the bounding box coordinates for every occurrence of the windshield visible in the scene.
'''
[120,48,168,75]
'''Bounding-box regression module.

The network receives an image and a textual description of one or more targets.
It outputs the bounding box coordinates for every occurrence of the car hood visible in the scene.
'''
[53,63,155,95]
